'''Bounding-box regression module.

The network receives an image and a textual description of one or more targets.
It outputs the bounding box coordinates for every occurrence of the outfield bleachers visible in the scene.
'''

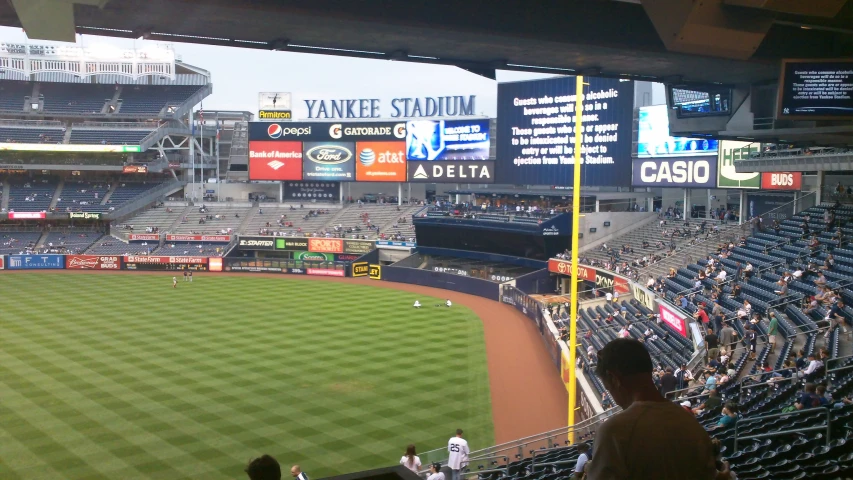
[55,180,111,213]
[40,83,112,115]
[68,128,152,145]
[0,231,42,254]
[117,85,204,116]
[7,178,58,212]
[40,231,102,254]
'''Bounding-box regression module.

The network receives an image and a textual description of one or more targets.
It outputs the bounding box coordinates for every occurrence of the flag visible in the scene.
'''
[199,105,204,126]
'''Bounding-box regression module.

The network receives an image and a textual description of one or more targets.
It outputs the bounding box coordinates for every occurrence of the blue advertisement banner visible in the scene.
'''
[405,119,490,161]
[7,254,66,270]
[637,105,718,157]
[376,240,417,247]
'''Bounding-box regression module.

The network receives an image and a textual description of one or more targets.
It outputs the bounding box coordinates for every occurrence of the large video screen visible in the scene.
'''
[405,119,490,161]
[637,105,718,157]
[778,59,853,118]
[496,76,634,186]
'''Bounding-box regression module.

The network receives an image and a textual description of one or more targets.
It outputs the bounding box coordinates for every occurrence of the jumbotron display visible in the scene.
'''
[495,76,634,186]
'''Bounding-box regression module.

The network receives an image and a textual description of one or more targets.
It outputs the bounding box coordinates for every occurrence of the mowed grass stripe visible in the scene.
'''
[0,273,493,479]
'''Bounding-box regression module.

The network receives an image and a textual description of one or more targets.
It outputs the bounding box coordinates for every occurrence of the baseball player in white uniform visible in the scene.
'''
[172,276,177,288]
[414,300,422,308]
[446,299,452,308]
[447,429,469,480]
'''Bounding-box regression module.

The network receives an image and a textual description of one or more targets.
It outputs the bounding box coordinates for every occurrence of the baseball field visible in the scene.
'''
[0,273,494,479]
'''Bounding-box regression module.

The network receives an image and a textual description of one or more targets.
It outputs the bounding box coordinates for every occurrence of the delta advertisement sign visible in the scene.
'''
[66,255,121,270]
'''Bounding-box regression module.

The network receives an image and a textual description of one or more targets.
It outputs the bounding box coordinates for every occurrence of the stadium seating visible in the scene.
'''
[0,231,42,254]
[68,128,152,145]
[86,235,153,256]
[55,180,111,213]
[105,181,170,211]
[7,177,58,212]
[40,82,112,115]
[244,204,341,237]
[40,231,102,254]
[169,205,252,235]
[0,126,64,143]
[117,85,204,116]
[0,80,32,111]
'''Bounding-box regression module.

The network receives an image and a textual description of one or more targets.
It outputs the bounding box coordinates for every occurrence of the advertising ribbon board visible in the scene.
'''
[294,251,335,262]
[7,254,65,269]
[343,239,375,255]
[165,234,231,243]
[369,264,382,280]
[8,212,46,219]
[308,238,344,254]
[129,234,161,241]
[123,256,208,264]
[631,282,657,311]
[238,237,275,249]
[66,255,121,270]
[306,268,345,277]
[547,258,596,282]
[209,257,223,272]
[69,212,102,220]
[352,262,369,277]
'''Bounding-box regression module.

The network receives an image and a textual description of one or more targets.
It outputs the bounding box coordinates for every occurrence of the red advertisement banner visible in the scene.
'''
[124,256,208,264]
[0,256,4,269]
[249,141,303,180]
[308,238,344,254]
[165,234,232,242]
[306,268,345,277]
[66,255,121,270]
[128,234,161,241]
[658,302,688,337]
[208,257,223,272]
[760,172,802,190]
[613,276,630,295]
[547,258,596,282]
[122,165,148,174]
[8,212,46,219]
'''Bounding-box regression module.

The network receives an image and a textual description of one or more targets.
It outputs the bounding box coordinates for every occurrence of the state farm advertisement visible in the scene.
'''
[306,268,346,277]
[129,234,161,241]
[355,141,407,182]
[66,255,121,270]
[249,141,303,180]
[308,238,344,254]
[165,234,231,242]
[124,256,208,264]
[760,172,802,190]
[8,212,46,219]
[658,301,688,338]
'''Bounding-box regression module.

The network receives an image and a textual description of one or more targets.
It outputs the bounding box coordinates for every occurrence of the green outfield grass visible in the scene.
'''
[0,273,493,480]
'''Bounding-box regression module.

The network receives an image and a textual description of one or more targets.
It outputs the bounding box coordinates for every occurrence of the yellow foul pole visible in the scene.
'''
[567,75,584,444]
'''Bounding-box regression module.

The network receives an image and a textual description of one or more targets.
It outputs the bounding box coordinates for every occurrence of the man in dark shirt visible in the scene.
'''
[659,367,678,398]
[795,383,821,410]
[795,350,807,370]
[826,300,848,336]
[705,328,719,362]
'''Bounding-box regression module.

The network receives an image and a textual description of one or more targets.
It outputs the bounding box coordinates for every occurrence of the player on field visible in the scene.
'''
[189,270,193,282]
[447,429,469,480]
[446,299,452,308]
[173,276,178,288]
[414,300,422,308]
[184,270,189,282]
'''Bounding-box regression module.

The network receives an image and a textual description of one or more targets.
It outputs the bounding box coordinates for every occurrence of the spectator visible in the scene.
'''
[799,353,824,382]
[427,463,445,480]
[245,455,280,480]
[674,363,693,391]
[719,322,736,356]
[794,349,807,370]
[815,384,830,407]
[659,367,677,398]
[289,466,309,480]
[705,328,719,361]
[574,443,590,479]
[587,339,717,479]
[692,389,722,415]
[794,383,821,410]
[447,429,469,480]
[825,300,849,336]
[400,444,421,473]
[712,402,738,429]
[767,311,779,354]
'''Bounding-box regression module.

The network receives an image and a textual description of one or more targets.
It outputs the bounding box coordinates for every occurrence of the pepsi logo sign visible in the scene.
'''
[267,124,312,139]
[268,123,282,138]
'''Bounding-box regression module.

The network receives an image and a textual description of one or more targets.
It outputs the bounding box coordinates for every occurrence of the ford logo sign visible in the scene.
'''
[359,148,376,167]
[306,145,352,164]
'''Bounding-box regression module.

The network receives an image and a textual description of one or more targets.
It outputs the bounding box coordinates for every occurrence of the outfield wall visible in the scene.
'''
[381,264,500,300]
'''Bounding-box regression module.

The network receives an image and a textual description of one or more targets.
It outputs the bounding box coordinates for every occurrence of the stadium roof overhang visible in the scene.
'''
[446,190,654,200]
[1,0,851,86]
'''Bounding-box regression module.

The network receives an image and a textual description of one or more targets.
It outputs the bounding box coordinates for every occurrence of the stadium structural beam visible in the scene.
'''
[567,75,585,445]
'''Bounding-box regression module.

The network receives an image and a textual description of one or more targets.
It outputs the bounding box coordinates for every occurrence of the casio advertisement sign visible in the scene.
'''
[631,157,717,188]
[406,160,495,183]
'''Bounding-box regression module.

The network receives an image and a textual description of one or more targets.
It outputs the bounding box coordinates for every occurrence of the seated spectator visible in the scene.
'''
[799,353,824,382]
[815,384,830,407]
[712,402,739,429]
[692,389,722,415]
[794,383,821,410]
[815,272,828,287]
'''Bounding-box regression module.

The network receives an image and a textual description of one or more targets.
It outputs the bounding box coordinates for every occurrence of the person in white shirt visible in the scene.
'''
[605,291,613,303]
[618,327,630,339]
[587,339,717,480]
[446,299,452,308]
[574,443,590,479]
[792,269,803,280]
[447,429,469,480]
[400,444,421,474]
[427,463,445,480]
[715,270,727,282]
[414,300,421,308]
[290,465,309,480]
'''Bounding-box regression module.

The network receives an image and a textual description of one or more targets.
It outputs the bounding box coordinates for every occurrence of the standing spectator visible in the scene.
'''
[245,455,280,480]
[290,465,308,480]
[767,311,779,354]
[719,322,735,356]
[447,429,469,480]
[574,443,590,479]
[659,367,677,398]
[587,339,717,479]
[400,445,421,474]
[744,325,757,361]
[674,363,693,391]
[705,328,719,362]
